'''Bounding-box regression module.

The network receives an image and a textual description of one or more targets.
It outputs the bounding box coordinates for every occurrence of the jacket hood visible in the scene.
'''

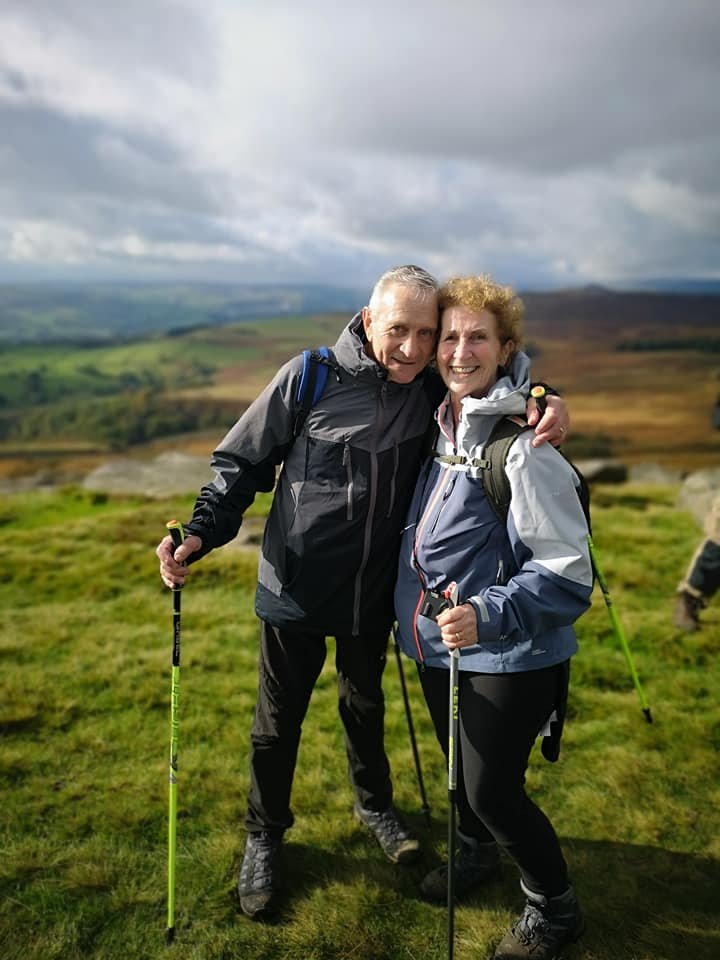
[332,313,387,379]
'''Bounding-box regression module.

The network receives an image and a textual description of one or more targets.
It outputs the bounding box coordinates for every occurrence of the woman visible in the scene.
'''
[394,276,593,960]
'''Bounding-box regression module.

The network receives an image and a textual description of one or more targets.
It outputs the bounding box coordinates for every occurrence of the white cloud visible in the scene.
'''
[0,0,718,287]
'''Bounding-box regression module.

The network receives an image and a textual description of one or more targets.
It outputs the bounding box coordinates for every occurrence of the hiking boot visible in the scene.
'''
[354,803,420,864]
[494,883,584,959]
[674,590,703,632]
[420,835,501,903]
[237,830,282,919]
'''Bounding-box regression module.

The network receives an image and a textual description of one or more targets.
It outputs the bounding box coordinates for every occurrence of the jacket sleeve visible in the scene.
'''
[468,434,593,643]
[183,356,303,559]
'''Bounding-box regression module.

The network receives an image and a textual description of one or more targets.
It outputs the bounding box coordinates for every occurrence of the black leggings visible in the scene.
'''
[419,662,570,897]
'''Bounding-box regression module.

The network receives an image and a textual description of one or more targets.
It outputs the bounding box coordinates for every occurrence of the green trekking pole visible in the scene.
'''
[165,520,184,943]
[587,534,653,724]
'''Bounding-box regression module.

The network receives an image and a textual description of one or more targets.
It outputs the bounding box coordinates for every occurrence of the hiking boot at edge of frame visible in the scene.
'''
[673,590,704,632]
[354,803,421,864]
[494,882,584,960]
[420,835,501,903]
[237,830,283,919]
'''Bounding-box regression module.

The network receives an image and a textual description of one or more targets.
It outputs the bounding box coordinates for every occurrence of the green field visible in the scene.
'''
[1,483,718,960]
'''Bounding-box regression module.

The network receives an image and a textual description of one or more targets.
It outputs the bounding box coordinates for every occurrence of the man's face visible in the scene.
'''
[361,285,438,384]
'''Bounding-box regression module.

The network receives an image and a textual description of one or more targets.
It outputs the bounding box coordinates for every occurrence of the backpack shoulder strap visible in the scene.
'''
[482,415,532,522]
[293,347,334,437]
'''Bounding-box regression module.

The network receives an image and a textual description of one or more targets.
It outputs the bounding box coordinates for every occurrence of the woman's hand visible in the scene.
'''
[436,603,478,649]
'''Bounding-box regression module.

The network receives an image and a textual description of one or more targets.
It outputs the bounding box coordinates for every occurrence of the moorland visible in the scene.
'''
[1,283,719,959]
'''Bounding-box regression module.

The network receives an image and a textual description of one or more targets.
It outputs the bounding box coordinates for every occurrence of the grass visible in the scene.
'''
[1,484,719,959]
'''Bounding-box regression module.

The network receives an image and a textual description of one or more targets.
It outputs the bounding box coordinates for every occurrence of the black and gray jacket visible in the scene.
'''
[185,314,443,636]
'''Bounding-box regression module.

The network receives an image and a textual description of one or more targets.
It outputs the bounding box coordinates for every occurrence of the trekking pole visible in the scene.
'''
[444,582,460,960]
[165,519,184,943]
[587,535,653,724]
[392,624,431,826]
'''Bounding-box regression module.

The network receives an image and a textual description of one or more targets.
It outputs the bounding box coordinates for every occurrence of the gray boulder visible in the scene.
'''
[677,468,720,530]
[83,451,212,497]
[574,459,628,484]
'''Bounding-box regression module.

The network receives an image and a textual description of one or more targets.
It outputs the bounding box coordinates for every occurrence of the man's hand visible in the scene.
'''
[526,394,569,448]
[156,533,203,588]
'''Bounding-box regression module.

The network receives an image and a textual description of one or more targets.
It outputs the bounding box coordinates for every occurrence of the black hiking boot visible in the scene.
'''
[354,803,420,864]
[494,883,584,959]
[237,830,282,919]
[674,590,703,632]
[420,835,500,903]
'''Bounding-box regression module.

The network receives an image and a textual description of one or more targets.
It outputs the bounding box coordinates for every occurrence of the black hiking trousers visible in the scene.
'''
[419,661,571,898]
[245,620,393,834]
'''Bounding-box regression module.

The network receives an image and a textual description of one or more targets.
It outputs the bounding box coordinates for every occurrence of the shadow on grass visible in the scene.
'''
[236,829,720,959]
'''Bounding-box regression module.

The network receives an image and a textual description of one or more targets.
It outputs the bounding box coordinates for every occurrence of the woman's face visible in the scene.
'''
[437,305,513,401]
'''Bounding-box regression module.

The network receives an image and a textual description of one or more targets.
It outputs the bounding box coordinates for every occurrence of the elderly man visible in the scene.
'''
[156,265,567,919]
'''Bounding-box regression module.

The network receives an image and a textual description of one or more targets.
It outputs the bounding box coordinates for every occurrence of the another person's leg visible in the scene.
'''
[336,628,419,863]
[240,621,326,917]
[675,537,720,630]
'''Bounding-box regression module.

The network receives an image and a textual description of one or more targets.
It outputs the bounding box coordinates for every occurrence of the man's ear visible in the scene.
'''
[361,306,372,337]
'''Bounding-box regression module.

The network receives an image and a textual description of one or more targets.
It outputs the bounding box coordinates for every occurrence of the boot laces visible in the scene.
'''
[513,902,550,946]
[241,832,279,888]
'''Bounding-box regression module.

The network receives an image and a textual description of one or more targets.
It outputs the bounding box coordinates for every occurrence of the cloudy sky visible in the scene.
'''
[0,0,718,290]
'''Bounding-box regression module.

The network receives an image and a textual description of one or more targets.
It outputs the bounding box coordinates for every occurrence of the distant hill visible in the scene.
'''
[0,282,366,343]
[1,281,719,345]
[520,287,720,340]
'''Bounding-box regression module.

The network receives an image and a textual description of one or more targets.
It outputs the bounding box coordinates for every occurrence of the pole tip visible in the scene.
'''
[643,708,653,724]
[166,927,175,944]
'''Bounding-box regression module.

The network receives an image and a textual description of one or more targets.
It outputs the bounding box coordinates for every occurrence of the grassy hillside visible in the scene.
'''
[1,483,718,960]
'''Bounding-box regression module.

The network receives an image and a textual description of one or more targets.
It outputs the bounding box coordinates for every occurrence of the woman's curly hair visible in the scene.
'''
[438,275,525,352]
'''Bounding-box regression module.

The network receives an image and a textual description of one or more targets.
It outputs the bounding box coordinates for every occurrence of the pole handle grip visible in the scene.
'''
[530,384,548,416]
[167,519,185,551]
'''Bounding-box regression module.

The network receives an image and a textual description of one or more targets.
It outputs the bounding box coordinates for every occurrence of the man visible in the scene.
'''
[156,265,567,920]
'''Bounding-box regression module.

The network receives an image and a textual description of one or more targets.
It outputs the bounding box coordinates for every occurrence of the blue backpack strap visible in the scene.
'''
[294,347,332,436]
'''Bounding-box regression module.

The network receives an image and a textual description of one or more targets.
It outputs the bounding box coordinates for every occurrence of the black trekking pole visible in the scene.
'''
[587,535,653,724]
[444,582,460,960]
[165,519,184,943]
[392,625,432,826]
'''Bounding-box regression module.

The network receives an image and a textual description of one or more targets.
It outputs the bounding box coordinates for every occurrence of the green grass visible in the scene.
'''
[1,485,719,959]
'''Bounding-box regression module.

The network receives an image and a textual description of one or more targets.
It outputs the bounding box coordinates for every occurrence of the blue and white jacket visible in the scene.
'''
[394,352,593,673]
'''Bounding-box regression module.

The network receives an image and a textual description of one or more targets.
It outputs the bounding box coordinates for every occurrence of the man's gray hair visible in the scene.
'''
[368,264,438,311]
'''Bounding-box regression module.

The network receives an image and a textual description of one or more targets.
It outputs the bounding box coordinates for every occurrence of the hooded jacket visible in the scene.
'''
[394,352,593,673]
[184,314,443,636]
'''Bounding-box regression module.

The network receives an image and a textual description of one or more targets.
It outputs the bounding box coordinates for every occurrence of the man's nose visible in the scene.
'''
[400,333,421,358]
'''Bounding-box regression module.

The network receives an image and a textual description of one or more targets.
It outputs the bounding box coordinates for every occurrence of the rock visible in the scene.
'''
[676,468,720,529]
[627,463,684,485]
[574,459,628,484]
[83,452,212,497]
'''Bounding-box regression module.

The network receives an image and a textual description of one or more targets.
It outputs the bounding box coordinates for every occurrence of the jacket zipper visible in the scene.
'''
[387,441,399,518]
[343,442,353,521]
[352,381,384,634]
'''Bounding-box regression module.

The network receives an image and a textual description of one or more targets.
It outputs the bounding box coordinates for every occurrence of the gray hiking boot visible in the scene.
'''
[674,590,703,631]
[237,830,282,919]
[354,803,420,864]
[420,835,501,903]
[494,882,584,959]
